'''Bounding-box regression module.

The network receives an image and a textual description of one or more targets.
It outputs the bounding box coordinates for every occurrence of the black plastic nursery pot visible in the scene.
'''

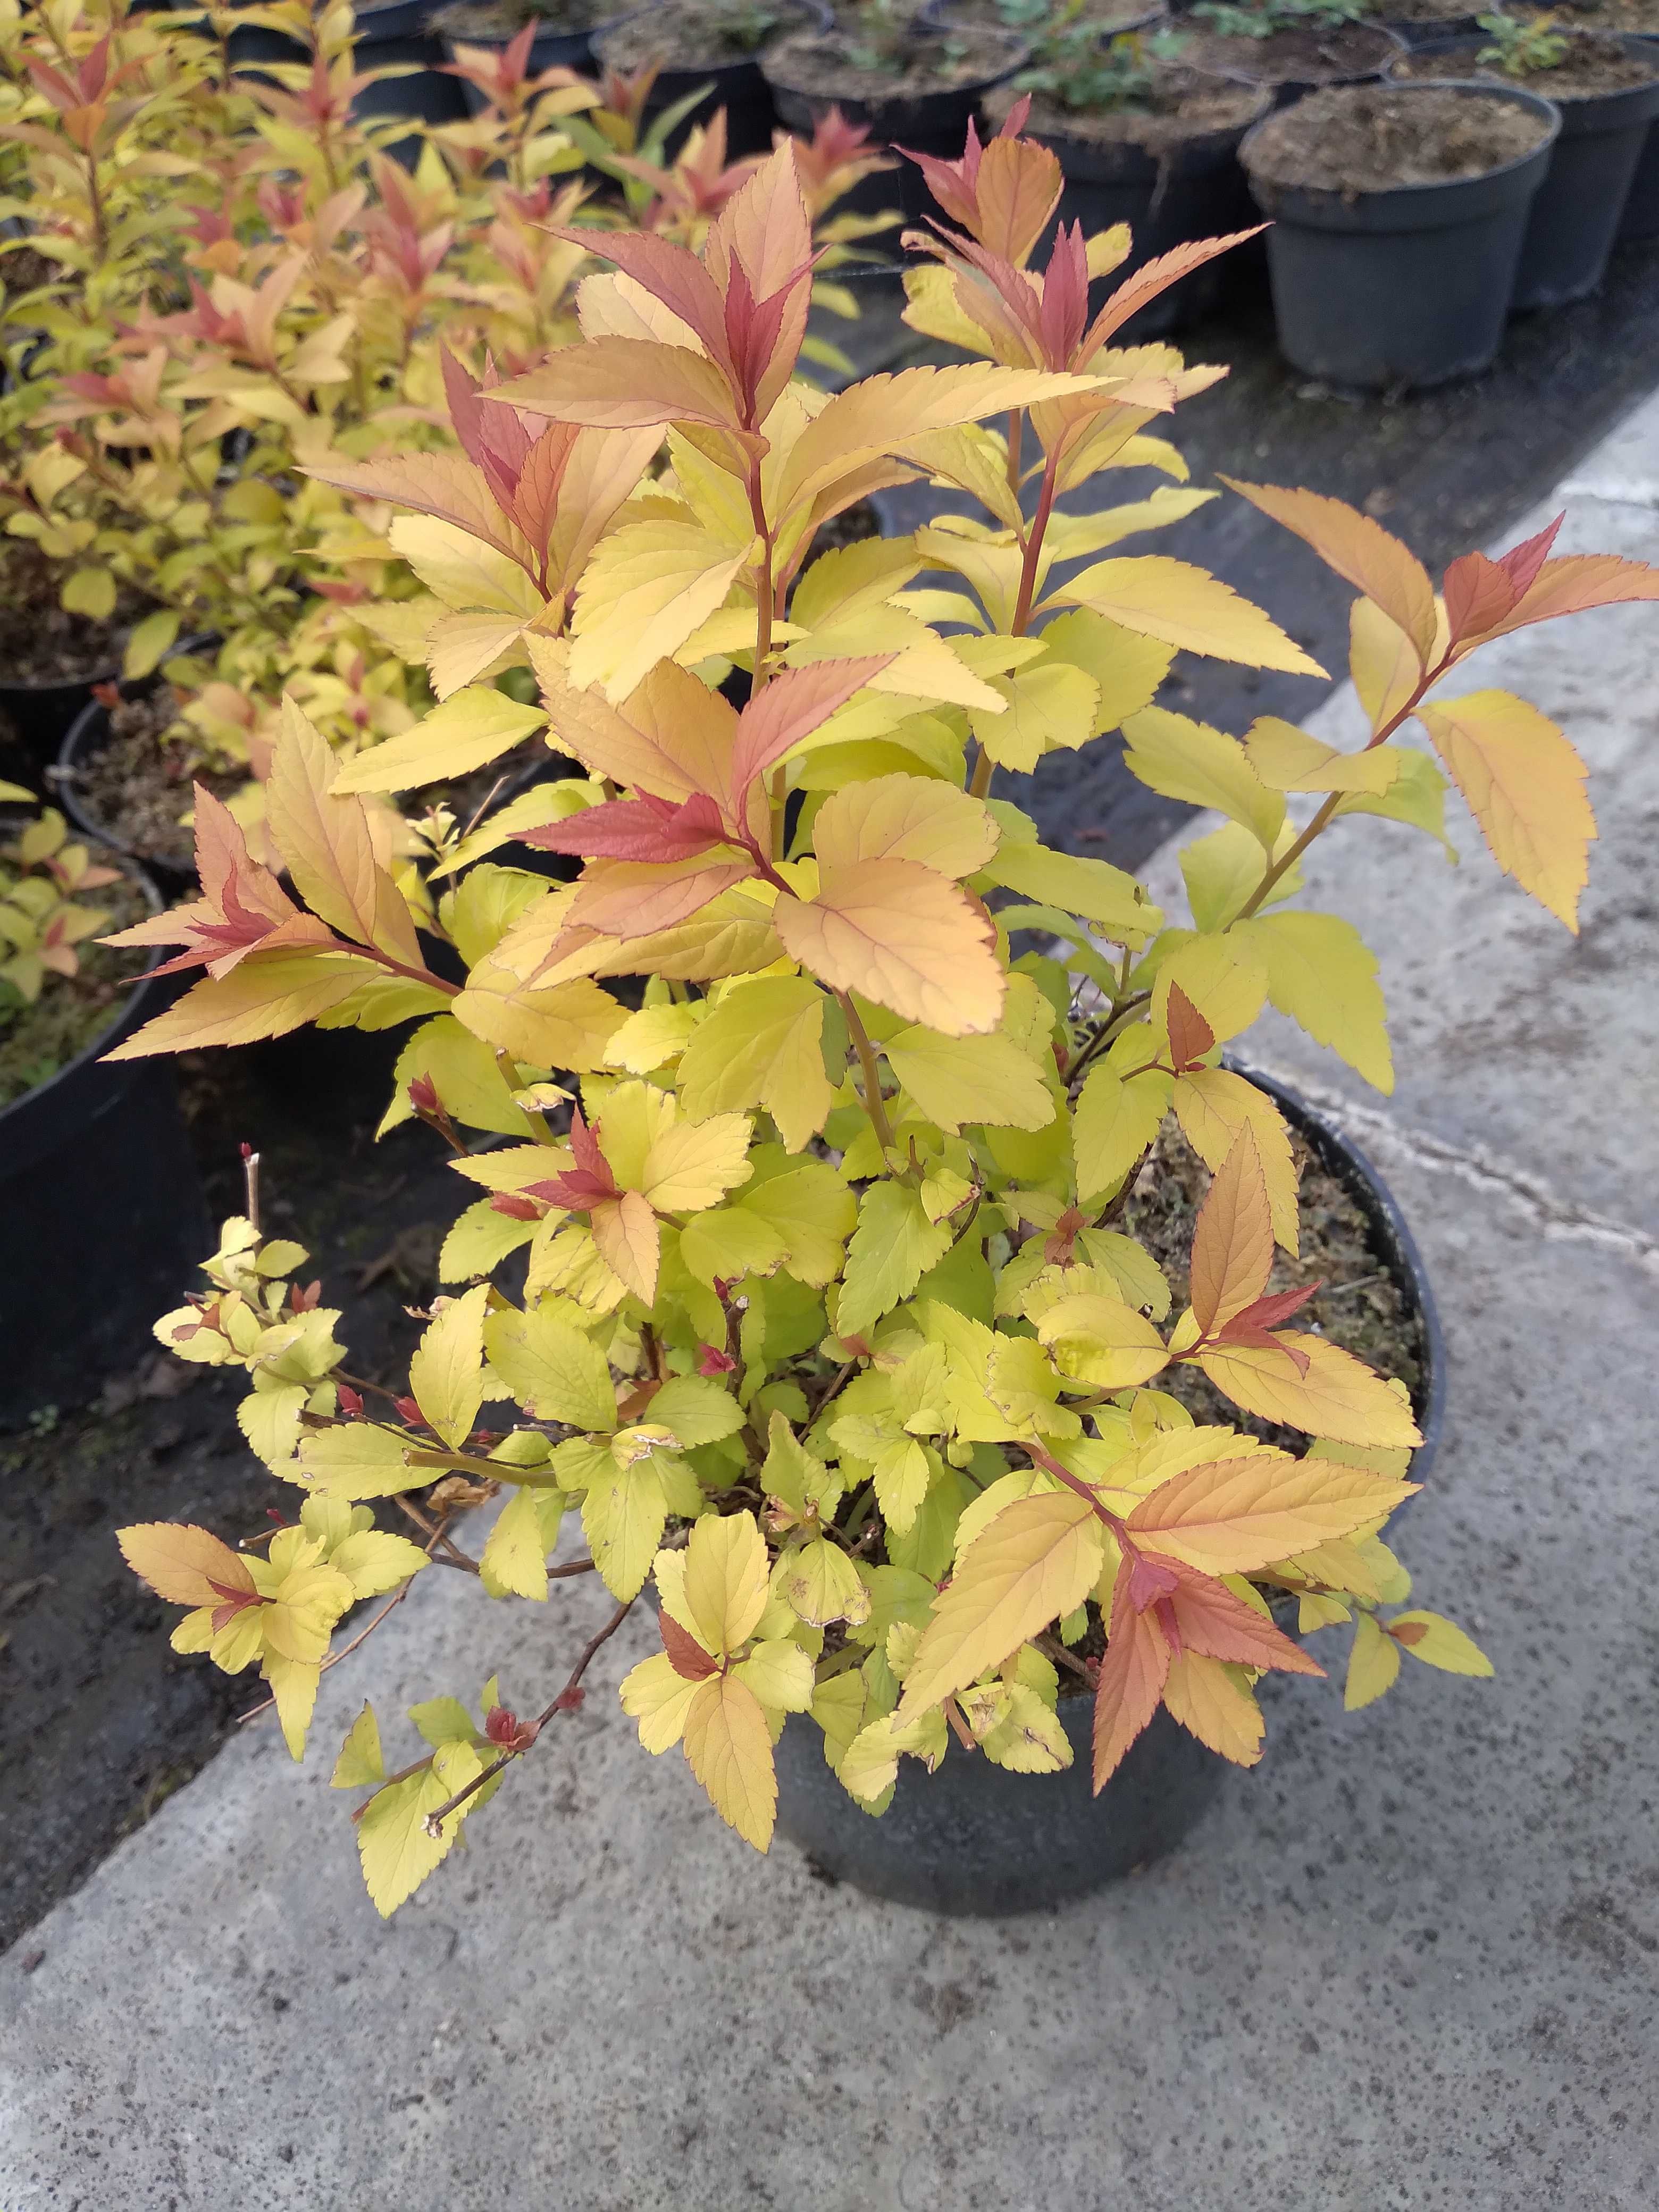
[1618,30,1659,237]
[764,29,1029,225]
[1008,81,1273,338]
[774,1064,1446,1913]
[350,0,470,162]
[596,0,832,158]
[919,0,1162,26]
[1392,37,1659,305]
[1241,82,1558,389]
[0,660,130,783]
[0,863,209,1432]
[1187,18,1405,104]
[439,1,646,115]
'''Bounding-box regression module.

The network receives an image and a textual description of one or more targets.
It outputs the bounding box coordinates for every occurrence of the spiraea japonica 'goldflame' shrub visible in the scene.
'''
[112,111,1654,1915]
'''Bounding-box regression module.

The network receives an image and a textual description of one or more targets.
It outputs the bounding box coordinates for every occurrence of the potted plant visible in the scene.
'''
[0,540,161,772]
[763,0,1030,218]
[108,130,1656,1918]
[595,0,834,155]
[432,0,648,104]
[1183,0,1405,96]
[982,28,1271,336]
[1241,79,1557,386]
[1534,0,1659,234]
[0,791,207,1427]
[1364,0,1483,46]
[925,0,1165,29]
[1388,14,1659,305]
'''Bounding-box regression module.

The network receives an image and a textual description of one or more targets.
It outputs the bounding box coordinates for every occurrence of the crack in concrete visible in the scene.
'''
[1253,1060,1659,1278]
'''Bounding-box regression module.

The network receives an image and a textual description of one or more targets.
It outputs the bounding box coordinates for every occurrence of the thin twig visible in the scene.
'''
[420,1595,637,1836]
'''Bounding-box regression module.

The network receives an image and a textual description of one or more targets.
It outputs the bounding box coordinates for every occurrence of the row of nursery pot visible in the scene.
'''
[1242,23,1659,390]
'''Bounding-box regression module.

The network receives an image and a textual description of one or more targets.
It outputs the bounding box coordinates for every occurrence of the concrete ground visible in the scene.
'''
[4,405,1658,2209]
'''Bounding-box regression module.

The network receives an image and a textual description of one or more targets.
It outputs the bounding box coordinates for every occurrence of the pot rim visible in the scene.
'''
[762,20,1030,100]
[1240,77,1560,204]
[1227,1057,1447,1482]
[49,635,219,876]
[597,0,832,67]
[1187,13,1406,85]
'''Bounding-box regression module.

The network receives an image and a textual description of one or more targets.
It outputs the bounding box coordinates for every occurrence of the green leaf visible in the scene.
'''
[676,976,836,1155]
[837,1182,953,1339]
[884,1023,1054,1135]
[355,1740,486,1917]
[479,1486,568,1600]
[409,1283,489,1449]
[330,1702,384,1788]
[1230,911,1393,1094]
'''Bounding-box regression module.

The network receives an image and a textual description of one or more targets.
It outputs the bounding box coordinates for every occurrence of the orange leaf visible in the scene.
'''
[1415,688,1595,928]
[589,1188,661,1303]
[266,704,421,967]
[102,950,381,1059]
[569,857,756,940]
[118,1522,254,1607]
[1126,1452,1417,1574]
[490,338,745,435]
[971,132,1064,264]
[1081,230,1263,359]
[1220,479,1437,665]
[1091,1586,1170,1792]
[1161,1555,1322,1674]
[1189,1128,1273,1335]
[1164,981,1214,1073]
[773,860,1006,1035]
[1487,549,1659,642]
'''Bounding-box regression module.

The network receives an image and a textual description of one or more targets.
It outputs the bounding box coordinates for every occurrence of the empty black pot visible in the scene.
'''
[0,663,124,781]
[764,28,1028,224]
[1392,36,1659,304]
[0,860,208,1431]
[773,1063,1445,1911]
[1013,81,1272,337]
[1242,81,1558,388]
[598,0,832,159]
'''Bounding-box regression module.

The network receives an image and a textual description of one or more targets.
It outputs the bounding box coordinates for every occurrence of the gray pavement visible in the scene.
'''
[5,401,1659,2211]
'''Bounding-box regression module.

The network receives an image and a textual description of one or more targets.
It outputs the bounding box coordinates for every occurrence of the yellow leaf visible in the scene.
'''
[621,1649,702,1753]
[968,657,1100,771]
[1388,1610,1494,1677]
[640,1110,753,1211]
[330,1702,384,1788]
[266,702,420,965]
[812,773,1000,878]
[676,976,835,1154]
[481,1304,617,1429]
[980,841,1159,941]
[1126,1452,1416,1574]
[1073,1062,1171,1200]
[1231,911,1393,1093]
[295,1423,422,1501]
[582,1454,669,1598]
[62,565,116,618]
[118,1521,253,1606]
[896,1490,1105,1719]
[1035,607,1173,737]
[1350,597,1423,736]
[884,1023,1055,1134]
[102,951,381,1059]
[453,963,624,1073]
[590,1188,663,1303]
[479,1486,567,1601]
[408,1283,489,1449]
[1243,716,1401,795]
[682,1673,778,1849]
[683,1509,771,1658]
[1198,1337,1423,1449]
[776,1537,871,1629]
[1344,1611,1401,1711]
[1121,706,1286,850]
[774,860,1006,1036]
[388,514,545,618]
[1153,929,1269,1048]
[569,521,749,701]
[731,1639,817,1713]
[333,690,548,794]
[355,1741,485,1917]
[1162,1650,1264,1765]
[1416,689,1595,929]
[1036,1292,1170,1389]
[1060,557,1326,676]
[426,611,534,700]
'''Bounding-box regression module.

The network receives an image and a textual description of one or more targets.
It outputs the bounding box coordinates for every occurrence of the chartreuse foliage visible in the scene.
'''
[112,118,1653,1916]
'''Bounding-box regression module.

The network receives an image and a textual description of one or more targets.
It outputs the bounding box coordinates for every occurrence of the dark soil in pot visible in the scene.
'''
[764,23,1028,217]
[0,854,210,1431]
[1389,32,1659,302]
[1366,0,1481,36]
[58,684,243,893]
[0,547,157,767]
[1242,81,1556,385]
[1185,14,1404,95]
[807,494,884,556]
[597,0,832,155]
[990,66,1270,333]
